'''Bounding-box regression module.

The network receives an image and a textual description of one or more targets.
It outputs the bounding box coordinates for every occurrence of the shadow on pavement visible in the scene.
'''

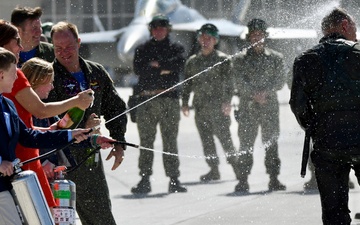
[224,190,272,197]
[182,179,237,186]
[282,190,320,195]
[223,189,320,197]
[115,192,169,199]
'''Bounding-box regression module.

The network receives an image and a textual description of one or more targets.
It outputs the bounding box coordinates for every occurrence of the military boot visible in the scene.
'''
[234,175,249,193]
[234,181,249,193]
[169,177,187,193]
[304,172,354,190]
[200,167,220,182]
[131,176,151,194]
[269,176,286,191]
[349,180,355,189]
[303,176,318,191]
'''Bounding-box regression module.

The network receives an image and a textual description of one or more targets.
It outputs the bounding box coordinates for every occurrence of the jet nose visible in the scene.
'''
[117,25,150,65]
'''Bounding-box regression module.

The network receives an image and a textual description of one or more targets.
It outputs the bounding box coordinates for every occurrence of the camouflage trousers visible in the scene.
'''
[194,106,237,168]
[237,102,281,178]
[136,97,181,178]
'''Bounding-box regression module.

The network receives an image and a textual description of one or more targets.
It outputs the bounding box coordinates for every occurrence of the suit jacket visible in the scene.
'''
[0,96,69,192]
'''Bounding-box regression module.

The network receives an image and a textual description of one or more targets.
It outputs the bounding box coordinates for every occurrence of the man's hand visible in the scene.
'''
[181,106,190,117]
[0,160,14,176]
[105,144,125,170]
[253,91,268,105]
[93,135,117,149]
[48,121,59,130]
[149,61,160,68]
[72,128,91,143]
[42,160,55,179]
[222,102,231,116]
[85,113,101,134]
[76,89,94,110]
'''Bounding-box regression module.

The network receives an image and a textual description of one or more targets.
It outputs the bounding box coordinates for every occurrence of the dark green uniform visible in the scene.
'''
[136,98,180,177]
[233,47,286,181]
[34,42,55,62]
[131,35,187,194]
[48,57,127,225]
[183,50,239,177]
[133,37,184,178]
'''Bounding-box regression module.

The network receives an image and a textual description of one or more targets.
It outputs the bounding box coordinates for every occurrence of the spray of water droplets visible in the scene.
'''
[101,0,342,160]
[100,38,277,159]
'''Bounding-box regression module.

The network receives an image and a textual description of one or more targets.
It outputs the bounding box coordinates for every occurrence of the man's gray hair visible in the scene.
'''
[321,7,353,33]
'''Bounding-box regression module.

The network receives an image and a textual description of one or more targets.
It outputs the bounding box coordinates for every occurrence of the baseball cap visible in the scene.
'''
[149,14,171,29]
[197,23,219,39]
[247,18,268,33]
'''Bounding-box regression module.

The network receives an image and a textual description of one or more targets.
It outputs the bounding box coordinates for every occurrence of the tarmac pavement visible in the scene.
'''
[77,87,360,225]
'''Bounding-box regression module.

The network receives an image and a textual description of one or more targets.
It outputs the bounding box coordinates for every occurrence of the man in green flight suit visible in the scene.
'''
[232,19,287,192]
[182,24,240,182]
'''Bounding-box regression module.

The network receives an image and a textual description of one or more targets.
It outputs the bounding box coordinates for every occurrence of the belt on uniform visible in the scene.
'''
[139,89,168,96]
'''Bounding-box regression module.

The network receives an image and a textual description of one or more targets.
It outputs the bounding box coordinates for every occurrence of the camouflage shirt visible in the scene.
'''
[182,50,233,109]
[232,47,286,103]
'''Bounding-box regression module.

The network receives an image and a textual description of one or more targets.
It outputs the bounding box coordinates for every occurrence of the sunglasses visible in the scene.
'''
[12,37,22,46]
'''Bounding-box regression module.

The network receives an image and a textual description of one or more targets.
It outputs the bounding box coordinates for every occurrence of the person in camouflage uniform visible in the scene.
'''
[182,24,240,182]
[232,19,286,192]
[131,15,187,194]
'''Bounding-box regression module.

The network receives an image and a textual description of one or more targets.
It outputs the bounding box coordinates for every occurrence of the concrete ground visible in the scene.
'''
[76,87,360,225]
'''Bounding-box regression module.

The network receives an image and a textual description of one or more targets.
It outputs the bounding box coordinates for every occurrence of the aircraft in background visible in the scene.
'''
[79,0,317,78]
